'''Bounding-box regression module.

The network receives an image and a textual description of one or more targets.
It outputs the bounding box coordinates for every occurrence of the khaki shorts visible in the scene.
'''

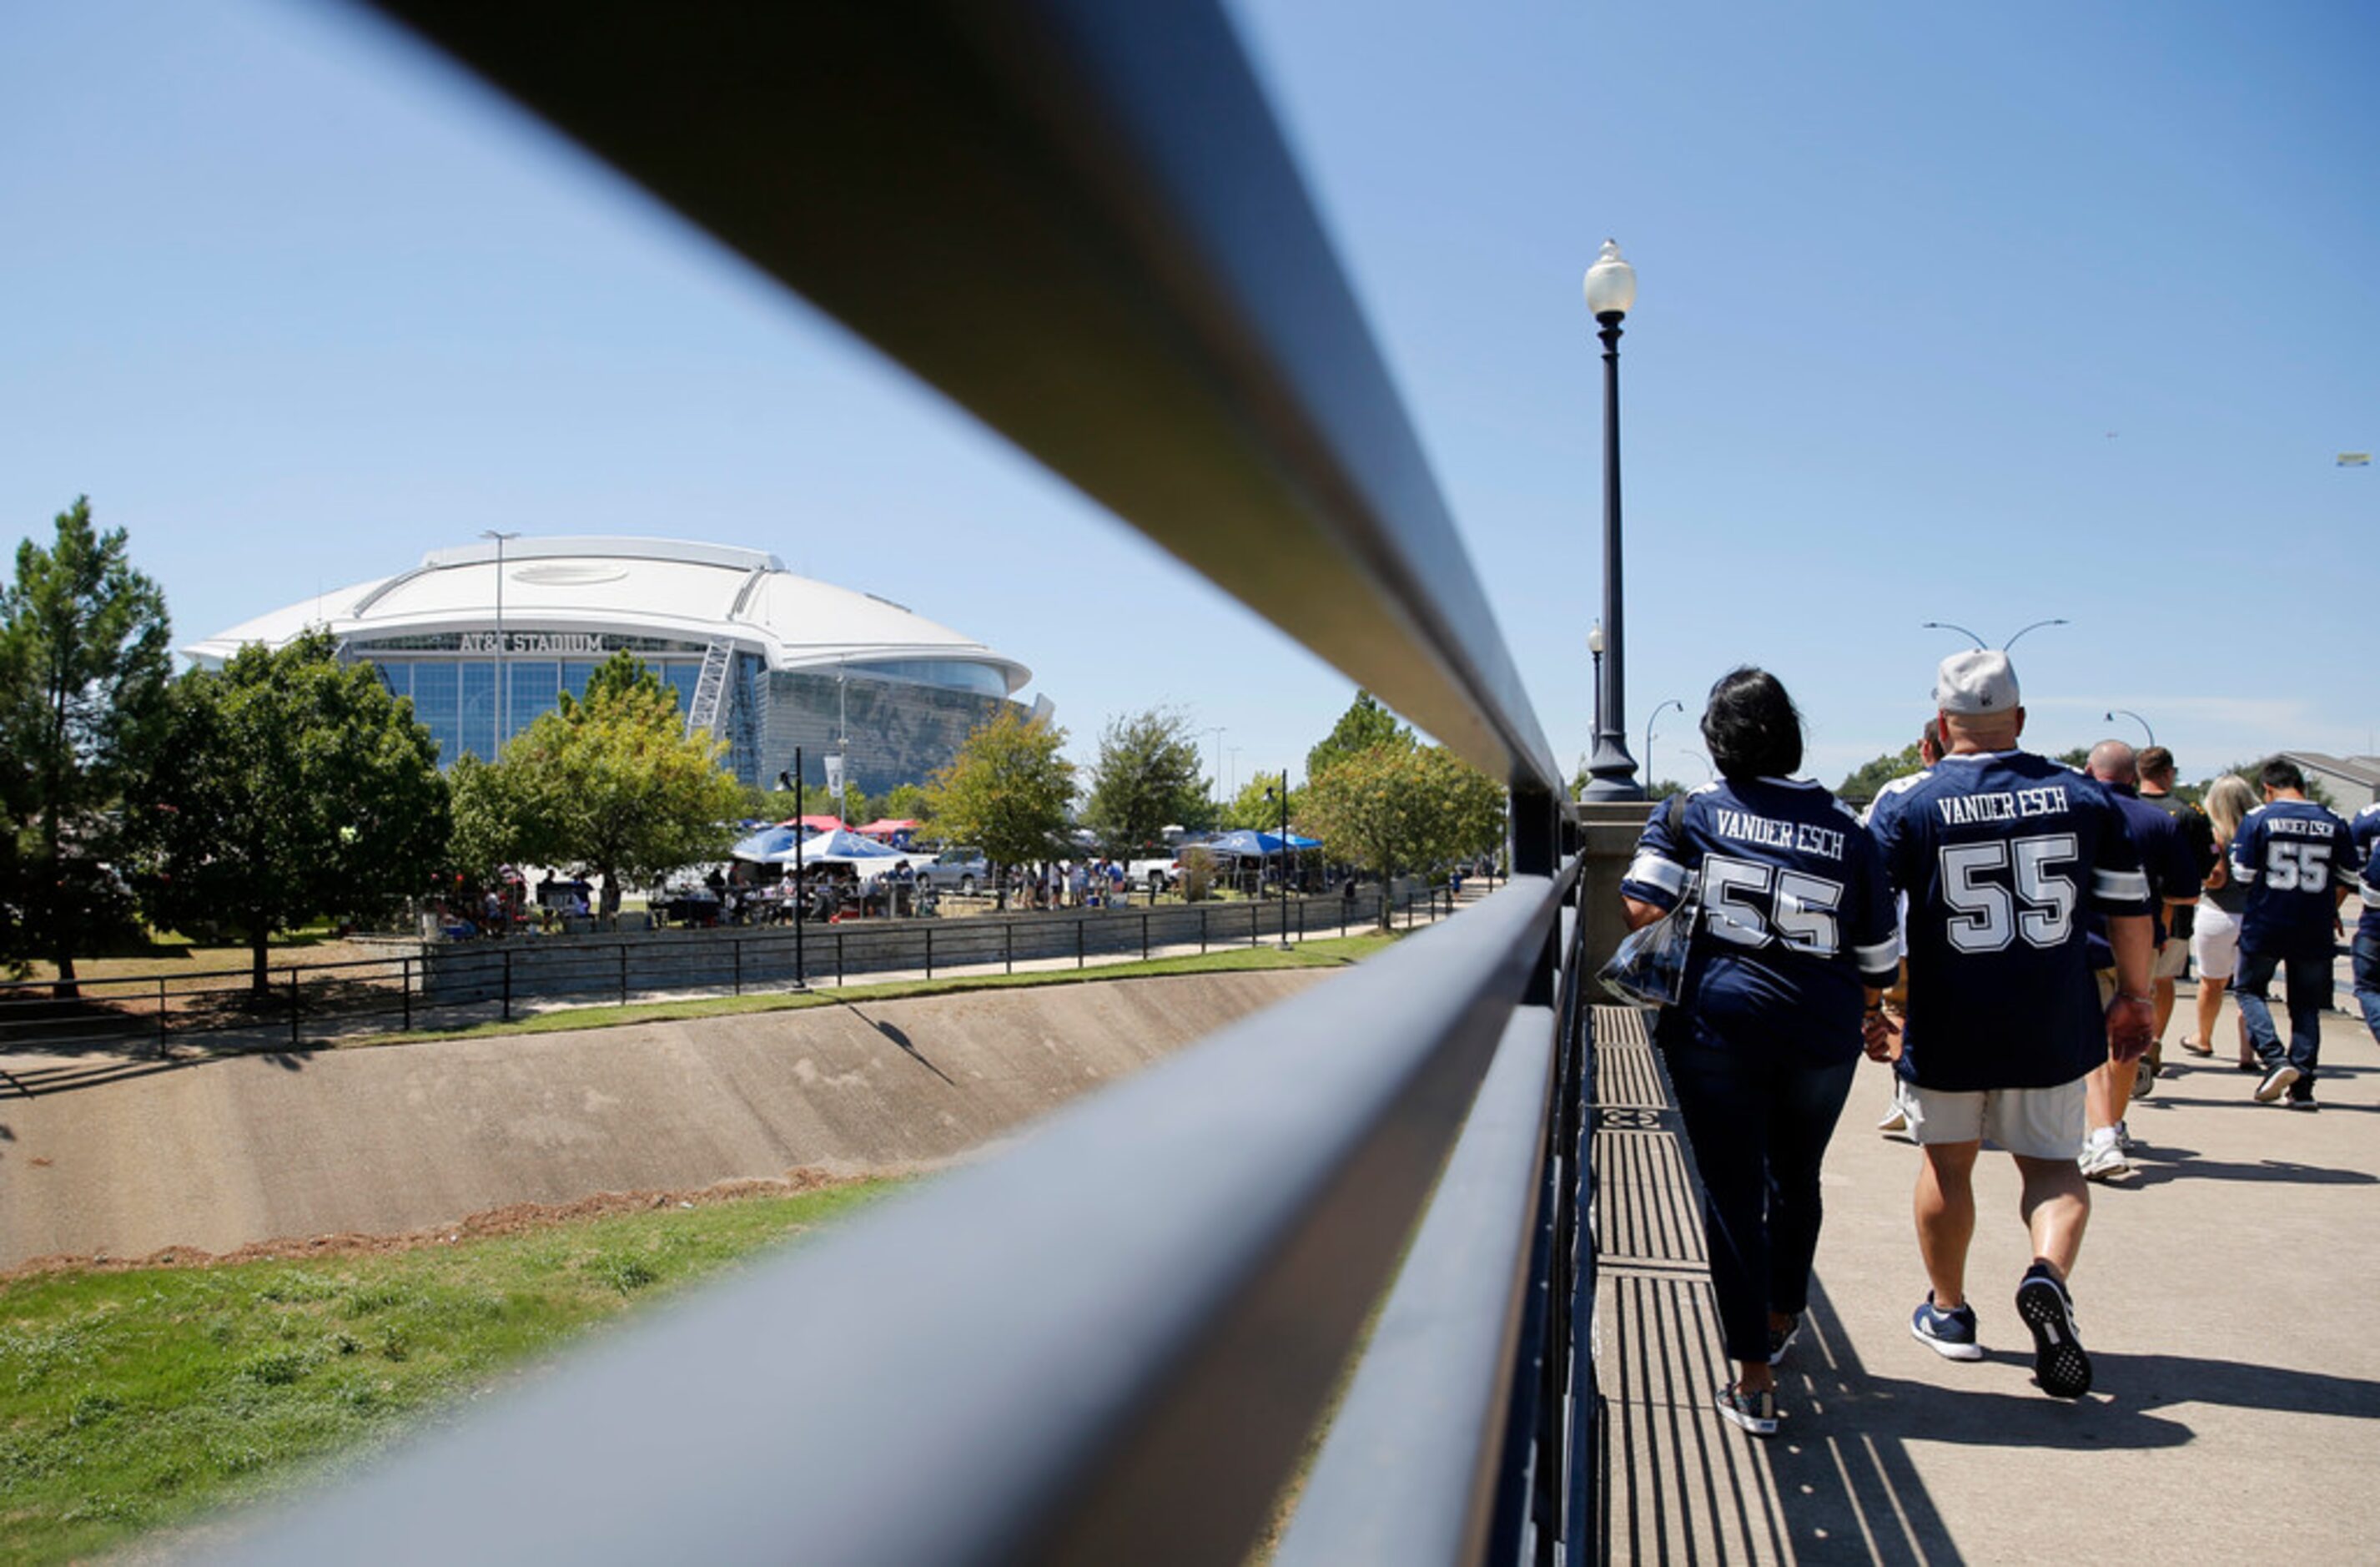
[2152,939,2191,980]
[1896,1076,2088,1161]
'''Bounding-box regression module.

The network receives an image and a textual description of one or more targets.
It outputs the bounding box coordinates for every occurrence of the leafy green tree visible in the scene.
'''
[135,630,449,992]
[446,753,526,882]
[1084,708,1207,853]
[1835,743,1926,803]
[878,782,932,828]
[926,709,1075,908]
[1222,770,1288,831]
[500,652,744,925]
[0,499,173,991]
[2225,758,2337,810]
[1302,743,1504,928]
[1307,690,1413,780]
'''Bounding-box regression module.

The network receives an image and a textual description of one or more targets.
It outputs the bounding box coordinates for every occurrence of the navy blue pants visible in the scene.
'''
[2354,931,2380,1046]
[1659,1035,1858,1366]
[2236,945,2332,1087]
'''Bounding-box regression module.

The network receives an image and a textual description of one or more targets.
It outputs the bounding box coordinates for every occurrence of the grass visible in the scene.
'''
[0,1181,898,1565]
[339,929,1405,1049]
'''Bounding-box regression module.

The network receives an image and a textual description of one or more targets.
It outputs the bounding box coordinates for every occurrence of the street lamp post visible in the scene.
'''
[1265,778,1293,950]
[1587,623,1606,785]
[480,530,519,753]
[1581,240,1642,800]
[1644,698,1683,791]
[1922,617,2070,652]
[779,753,808,991]
[2106,708,2156,747]
[1204,726,1226,813]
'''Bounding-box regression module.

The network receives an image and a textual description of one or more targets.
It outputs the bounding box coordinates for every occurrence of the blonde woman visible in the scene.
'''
[2183,775,2259,1067]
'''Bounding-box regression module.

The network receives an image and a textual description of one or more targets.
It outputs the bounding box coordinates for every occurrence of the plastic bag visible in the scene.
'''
[1597,879,1699,1008]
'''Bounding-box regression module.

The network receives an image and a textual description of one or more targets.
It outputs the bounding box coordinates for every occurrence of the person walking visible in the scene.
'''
[2229,758,2360,1106]
[2182,776,2261,1067]
[2076,739,2202,1181]
[1619,668,1898,1437]
[1865,651,2153,1400]
[2354,803,2380,1046]
[2136,746,2216,1050]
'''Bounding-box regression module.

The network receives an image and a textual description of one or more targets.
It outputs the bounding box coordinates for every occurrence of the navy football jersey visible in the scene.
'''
[1623,778,1897,1062]
[2353,802,2380,859]
[2231,799,2357,956]
[1866,750,2151,1092]
[2085,784,2201,966]
[2361,834,2380,942]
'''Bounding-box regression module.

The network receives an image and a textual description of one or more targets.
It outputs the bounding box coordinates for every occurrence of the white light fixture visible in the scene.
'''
[1582,239,1637,320]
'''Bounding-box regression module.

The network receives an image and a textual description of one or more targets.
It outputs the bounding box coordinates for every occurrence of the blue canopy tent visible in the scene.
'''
[775,828,908,866]
[729,824,806,863]
[1205,829,1321,857]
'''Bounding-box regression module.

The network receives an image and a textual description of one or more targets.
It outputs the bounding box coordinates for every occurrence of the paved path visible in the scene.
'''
[1594,975,2380,1564]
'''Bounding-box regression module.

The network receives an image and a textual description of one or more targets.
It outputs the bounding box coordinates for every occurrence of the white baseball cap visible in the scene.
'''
[1935,649,2020,713]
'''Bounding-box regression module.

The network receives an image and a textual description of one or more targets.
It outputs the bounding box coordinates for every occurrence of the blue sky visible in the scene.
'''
[3,0,2372,794]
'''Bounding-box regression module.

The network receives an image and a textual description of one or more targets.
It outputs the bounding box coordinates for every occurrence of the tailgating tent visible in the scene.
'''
[729,824,806,863]
[769,828,908,866]
[854,818,920,838]
[1203,829,1321,857]
[778,814,848,834]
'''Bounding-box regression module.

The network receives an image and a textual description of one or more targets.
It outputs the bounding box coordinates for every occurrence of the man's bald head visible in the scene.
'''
[2086,739,2138,786]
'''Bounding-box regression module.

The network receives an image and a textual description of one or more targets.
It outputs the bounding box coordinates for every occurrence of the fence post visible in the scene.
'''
[1004,920,1014,976]
[618,943,628,1007]
[1200,903,1208,954]
[925,925,934,980]
[502,947,515,1021]
[1250,901,1258,948]
[289,968,300,1049]
[157,975,168,1055]
[733,938,742,997]
[836,928,845,987]
[1076,916,1084,970]
[1141,911,1150,962]
[1296,897,1304,945]
[401,955,412,1032]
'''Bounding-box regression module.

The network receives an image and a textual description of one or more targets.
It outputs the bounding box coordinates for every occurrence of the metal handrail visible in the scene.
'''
[232,867,1577,1564]
[226,1,1607,1559]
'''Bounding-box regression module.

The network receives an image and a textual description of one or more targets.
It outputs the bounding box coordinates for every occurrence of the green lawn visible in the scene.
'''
[0,1181,898,1565]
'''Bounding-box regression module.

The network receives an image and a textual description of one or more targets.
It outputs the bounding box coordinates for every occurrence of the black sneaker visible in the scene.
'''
[2015,1264,2092,1399]
[1767,1314,1801,1365]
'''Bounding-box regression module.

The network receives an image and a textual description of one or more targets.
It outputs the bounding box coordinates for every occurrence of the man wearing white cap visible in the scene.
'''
[1864,650,2156,1399]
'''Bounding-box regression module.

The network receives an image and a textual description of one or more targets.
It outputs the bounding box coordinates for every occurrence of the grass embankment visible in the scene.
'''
[348,929,1403,1049]
[0,1181,898,1565]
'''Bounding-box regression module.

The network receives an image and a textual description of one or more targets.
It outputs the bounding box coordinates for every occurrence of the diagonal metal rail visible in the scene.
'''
[230,1,1612,1560]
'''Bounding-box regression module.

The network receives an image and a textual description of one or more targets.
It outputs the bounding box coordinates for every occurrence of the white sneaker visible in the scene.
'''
[2079,1131,2130,1182]
[1876,1102,1909,1133]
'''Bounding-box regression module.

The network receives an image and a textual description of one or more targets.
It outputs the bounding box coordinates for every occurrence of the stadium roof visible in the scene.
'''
[184,537,1030,693]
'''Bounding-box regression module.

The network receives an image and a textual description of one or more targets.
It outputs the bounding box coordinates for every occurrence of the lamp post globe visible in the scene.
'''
[1581,240,1643,801]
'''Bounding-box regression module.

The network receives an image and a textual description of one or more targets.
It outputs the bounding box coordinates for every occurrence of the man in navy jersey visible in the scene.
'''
[2229,759,2361,1105]
[2352,804,2380,1047]
[1866,651,2153,1399]
[2076,739,2202,1181]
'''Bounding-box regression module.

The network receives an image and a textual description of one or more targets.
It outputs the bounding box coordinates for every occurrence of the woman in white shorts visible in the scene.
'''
[2186,776,2257,1067]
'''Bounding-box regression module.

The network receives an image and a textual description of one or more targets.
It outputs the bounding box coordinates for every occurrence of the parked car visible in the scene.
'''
[918,847,989,896]
[1126,853,1180,894]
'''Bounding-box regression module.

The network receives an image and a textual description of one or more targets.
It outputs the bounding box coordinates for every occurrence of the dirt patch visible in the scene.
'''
[0,1166,890,1281]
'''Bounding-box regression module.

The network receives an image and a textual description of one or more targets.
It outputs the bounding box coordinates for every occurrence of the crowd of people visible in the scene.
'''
[1618,652,2374,1437]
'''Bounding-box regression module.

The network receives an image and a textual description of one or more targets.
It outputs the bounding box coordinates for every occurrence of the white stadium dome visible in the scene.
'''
[186,537,1039,792]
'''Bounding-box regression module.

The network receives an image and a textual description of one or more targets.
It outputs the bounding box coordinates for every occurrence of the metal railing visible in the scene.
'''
[0,885,1457,1060]
[234,1,1602,1560]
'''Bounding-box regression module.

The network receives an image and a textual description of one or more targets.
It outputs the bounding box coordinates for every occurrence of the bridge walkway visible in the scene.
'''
[1592,976,2380,1564]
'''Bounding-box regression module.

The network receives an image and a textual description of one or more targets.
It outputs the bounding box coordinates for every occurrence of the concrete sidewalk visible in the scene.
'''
[1593,983,2380,1564]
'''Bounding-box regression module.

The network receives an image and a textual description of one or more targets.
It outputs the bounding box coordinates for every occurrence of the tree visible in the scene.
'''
[446,753,526,882]
[2224,758,2337,810]
[1835,742,1926,802]
[0,499,173,992]
[925,709,1075,907]
[1222,770,1287,831]
[1301,743,1504,928]
[1084,708,1207,852]
[136,630,449,993]
[1307,690,1413,780]
[878,782,932,828]
[499,652,745,924]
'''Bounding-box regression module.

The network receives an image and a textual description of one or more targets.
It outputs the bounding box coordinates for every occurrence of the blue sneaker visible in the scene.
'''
[2015,1264,2092,1399]
[1910,1293,1983,1361]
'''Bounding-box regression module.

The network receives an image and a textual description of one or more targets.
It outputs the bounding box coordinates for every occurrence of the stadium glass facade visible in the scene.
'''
[354,633,1020,794]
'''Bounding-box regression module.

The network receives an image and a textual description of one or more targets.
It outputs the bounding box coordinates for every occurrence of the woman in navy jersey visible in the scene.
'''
[1620,668,1899,1436]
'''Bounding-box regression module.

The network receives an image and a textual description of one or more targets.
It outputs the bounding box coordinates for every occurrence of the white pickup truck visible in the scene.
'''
[1125,852,1180,894]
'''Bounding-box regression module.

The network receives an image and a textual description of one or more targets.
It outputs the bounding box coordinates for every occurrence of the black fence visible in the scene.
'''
[0,886,1456,1059]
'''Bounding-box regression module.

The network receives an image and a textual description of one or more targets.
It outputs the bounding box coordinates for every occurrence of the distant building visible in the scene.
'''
[186,537,1041,793]
[2278,752,2380,809]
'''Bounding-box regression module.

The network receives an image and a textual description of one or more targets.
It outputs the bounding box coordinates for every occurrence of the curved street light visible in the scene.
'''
[1921,617,2069,652]
[2003,617,2070,651]
[2106,708,2156,747]
[1644,698,1683,789]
